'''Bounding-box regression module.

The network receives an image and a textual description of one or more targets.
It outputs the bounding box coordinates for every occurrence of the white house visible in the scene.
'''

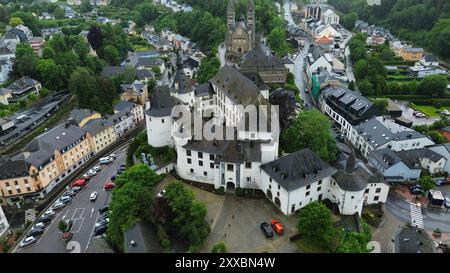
[0,206,9,238]
[320,9,339,25]
[350,116,435,159]
[281,56,295,74]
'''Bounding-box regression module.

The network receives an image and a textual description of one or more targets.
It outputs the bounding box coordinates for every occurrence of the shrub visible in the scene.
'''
[235,187,245,197]
[161,238,171,253]
[211,241,228,253]
[216,186,225,195]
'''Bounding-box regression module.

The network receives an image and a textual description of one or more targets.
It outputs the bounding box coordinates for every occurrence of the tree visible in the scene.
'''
[107,164,162,250]
[357,79,374,96]
[11,44,38,79]
[102,45,120,65]
[281,109,337,162]
[417,74,448,97]
[341,12,357,30]
[267,27,290,57]
[297,202,334,243]
[269,88,296,130]
[80,0,93,13]
[354,59,368,80]
[123,65,136,83]
[53,7,64,20]
[418,176,435,192]
[151,66,161,78]
[211,241,228,253]
[196,55,220,83]
[373,98,388,115]
[380,48,394,61]
[336,221,372,253]
[388,82,402,95]
[87,25,103,50]
[37,59,64,90]
[348,81,355,91]
[0,6,9,24]
[9,17,24,27]
[58,220,68,232]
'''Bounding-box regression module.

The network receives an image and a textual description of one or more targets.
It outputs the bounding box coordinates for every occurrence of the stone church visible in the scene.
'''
[225,0,256,63]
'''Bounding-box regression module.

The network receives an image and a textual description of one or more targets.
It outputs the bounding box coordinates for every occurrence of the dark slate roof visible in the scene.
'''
[242,71,269,91]
[101,66,125,77]
[396,148,444,167]
[194,82,213,97]
[0,157,30,179]
[424,54,438,62]
[114,101,134,113]
[138,57,163,68]
[69,108,98,125]
[83,119,114,136]
[7,77,40,95]
[320,86,377,124]
[333,162,385,192]
[120,81,146,94]
[147,85,176,117]
[260,148,336,192]
[405,47,424,53]
[0,88,11,95]
[136,69,154,80]
[183,139,262,163]
[370,148,404,170]
[240,42,286,71]
[0,47,13,55]
[210,65,267,106]
[171,68,193,95]
[24,122,86,168]
[395,226,434,253]
[355,117,429,148]
[281,56,295,65]
[124,221,163,253]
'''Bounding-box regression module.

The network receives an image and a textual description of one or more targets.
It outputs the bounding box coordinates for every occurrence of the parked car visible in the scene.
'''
[410,188,425,195]
[104,181,115,190]
[71,186,82,194]
[90,191,98,201]
[445,197,450,209]
[43,209,55,218]
[52,201,65,210]
[38,214,52,224]
[109,153,116,160]
[99,206,109,214]
[81,173,91,180]
[95,218,109,227]
[260,222,273,238]
[71,178,87,188]
[59,195,72,205]
[99,157,113,164]
[435,179,446,186]
[98,212,110,220]
[271,220,284,235]
[33,222,45,230]
[27,227,44,237]
[110,175,116,181]
[20,236,36,248]
[92,165,101,172]
[94,224,107,236]
[63,190,75,198]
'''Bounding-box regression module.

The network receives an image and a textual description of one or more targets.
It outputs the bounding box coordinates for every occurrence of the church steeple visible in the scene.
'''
[345,150,356,174]
[227,0,235,29]
[247,0,255,48]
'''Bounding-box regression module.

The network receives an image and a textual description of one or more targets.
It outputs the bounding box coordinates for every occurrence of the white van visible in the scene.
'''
[99,157,113,164]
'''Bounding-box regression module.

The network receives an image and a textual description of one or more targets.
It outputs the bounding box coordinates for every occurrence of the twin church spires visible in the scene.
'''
[225,0,256,62]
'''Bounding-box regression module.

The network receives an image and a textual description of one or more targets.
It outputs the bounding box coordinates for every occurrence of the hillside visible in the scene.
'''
[328,0,450,61]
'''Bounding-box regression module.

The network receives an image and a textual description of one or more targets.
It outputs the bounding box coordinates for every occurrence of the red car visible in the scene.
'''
[271,219,283,235]
[104,181,115,190]
[71,178,86,188]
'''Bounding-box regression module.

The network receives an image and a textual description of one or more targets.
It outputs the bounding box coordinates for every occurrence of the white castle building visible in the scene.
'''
[145,64,389,216]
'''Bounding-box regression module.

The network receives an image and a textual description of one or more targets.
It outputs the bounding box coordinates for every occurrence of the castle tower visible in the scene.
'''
[247,0,255,48]
[226,0,235,53]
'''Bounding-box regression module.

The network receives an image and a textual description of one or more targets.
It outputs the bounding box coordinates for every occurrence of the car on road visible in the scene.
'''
[304,88,309,93]
[99,156,114,164]
[38,214,52,223]
[98,212,110,221]
[71,186,82,194]
[95,218,109,228]
[59,195,72,205]
[71,178,87,188]
[104,181,115,190]
[81,173,91,180]
[110,175,116,181]
[52,201,65,210]
[27,227,44,237]
[445,197,450,208]
[94,224,108,236]
[99,206,109,214]
[260,222,273,238]
[271,220,284,235]
[92,165,101,172]
[33,222,45,230]
[109,153,116,160]
[43,209,55,218]
[157,189,166,198]
[435,178,446,186]
[90,191,98,201]
[20,236,37,248]
[63,190,76,198]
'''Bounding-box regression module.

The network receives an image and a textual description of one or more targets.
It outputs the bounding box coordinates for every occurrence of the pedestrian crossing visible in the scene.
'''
[25,209,36,223]
[410,203,424,229]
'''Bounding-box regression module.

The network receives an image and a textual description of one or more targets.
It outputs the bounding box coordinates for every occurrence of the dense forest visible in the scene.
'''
[329,0,450,60]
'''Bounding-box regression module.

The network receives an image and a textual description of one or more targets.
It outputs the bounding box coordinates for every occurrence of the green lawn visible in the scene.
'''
[410,104,442,117]
[294,236,340,253]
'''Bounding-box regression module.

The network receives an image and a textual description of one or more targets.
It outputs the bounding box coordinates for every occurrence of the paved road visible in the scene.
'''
[15,146,128,253]
[386,193,450,233]
[344,46,356,83]
[283,1,313,108]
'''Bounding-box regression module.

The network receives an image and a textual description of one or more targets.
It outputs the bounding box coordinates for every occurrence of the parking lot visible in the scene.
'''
[14,147,127,253]
[395,101,440,126]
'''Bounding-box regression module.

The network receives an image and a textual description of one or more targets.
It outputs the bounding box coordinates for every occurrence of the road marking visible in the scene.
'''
[71,218,85,233]
[85,211,99,252]
[36,210,63,244]
[71,208,85,220]
[90,208,94,218]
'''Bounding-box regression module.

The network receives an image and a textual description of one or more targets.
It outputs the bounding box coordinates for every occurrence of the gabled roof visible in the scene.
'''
[240,42,286,71]
[83,118,114,136]
[101,66,125,77]
[194,82,213,97]
[281,56,294,65]
[210,65,267,106]
[171,68,193,95]
[114,101,134,113]
[69,108,99,125]
[260,148,336,192]
[147,85,176,117]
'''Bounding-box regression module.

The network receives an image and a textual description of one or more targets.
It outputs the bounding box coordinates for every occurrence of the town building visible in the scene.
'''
[114,101,145,125]
[320,9,339,25]
[2,77,41,102]
[349,116,435,159]
[400,47,425,61]
[69,108,101,127]
[239,42,288,84]
[119,80,149,106]
[82,119,117,154]
[30,37,45,57]
[225,0,256,62]
[0,121,95,207]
